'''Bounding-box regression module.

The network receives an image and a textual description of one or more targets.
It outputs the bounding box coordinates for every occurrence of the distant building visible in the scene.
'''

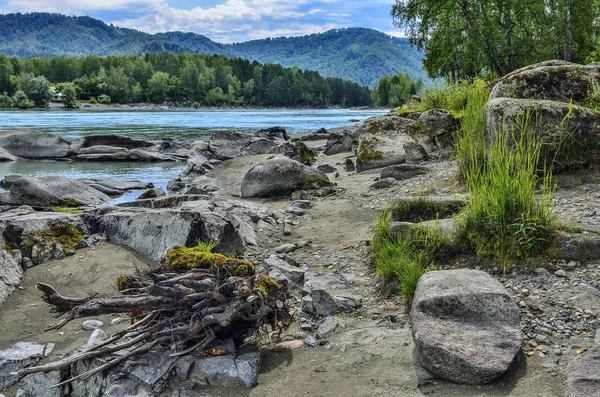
[98,94,111,101]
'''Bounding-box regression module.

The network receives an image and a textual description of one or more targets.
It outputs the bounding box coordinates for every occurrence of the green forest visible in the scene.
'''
[0,13,428,87]
[0,52,421,108]
[393,0,600,79]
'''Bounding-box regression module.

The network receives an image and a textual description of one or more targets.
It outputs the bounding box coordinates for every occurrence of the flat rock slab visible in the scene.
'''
[0,130,73,159]
[411,269,521,384]
[566,346,600,397]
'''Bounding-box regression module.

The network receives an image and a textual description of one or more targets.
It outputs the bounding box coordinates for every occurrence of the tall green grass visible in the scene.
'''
[457,112,555,267]
[454,79,489,180]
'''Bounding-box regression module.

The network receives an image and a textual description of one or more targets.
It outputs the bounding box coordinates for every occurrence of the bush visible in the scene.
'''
[13,90,33,109]
[88,97,97,104]
[99,97,111,105]
[0,91,13,108]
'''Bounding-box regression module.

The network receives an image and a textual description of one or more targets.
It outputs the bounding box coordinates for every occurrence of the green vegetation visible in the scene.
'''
[0,13,427,87]
[456,108,555,268]
[393,0,600,79]
[0,51,371,107]
[372,211,452,301]
[372,73,424,106]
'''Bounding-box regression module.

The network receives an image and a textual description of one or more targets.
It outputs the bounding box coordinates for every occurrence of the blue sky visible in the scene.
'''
[0,0,401,43]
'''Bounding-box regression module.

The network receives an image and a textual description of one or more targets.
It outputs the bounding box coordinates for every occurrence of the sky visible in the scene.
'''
[0,0,402,43]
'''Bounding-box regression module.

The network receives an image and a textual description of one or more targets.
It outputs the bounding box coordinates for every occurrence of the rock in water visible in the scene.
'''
[0,130,73,159]
[0,176,110,207]
[411,269,521,384]
[241,158,330,198]
[566,346,600,397]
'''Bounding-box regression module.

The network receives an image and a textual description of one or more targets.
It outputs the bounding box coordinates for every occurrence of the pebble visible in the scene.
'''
[81,320,104,331]
[305,335,317,347]
[555,270,567,278]
[275,243,297,254]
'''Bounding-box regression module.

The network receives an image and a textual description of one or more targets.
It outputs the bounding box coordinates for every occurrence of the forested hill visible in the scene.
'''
[0,13,426,86]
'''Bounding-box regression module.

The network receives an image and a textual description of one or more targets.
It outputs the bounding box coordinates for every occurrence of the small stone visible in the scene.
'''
[305,335,317,347]
[275,243,297,254]
[566,261,578,269]
[110,317,127,325]
[554,349,563,356]
[585,309,596,317]
[81,320,104,331]
[316,317,339,339]
[345,158,355,172]
[519,300,527,308]
[535,267,549,275]
[555,270,567,278]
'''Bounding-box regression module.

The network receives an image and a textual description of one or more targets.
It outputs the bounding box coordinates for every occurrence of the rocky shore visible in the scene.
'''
[1,60,600,396]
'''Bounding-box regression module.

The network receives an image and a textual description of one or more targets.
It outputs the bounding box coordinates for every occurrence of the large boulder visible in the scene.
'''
[324,130,358,155]
[490,60,600,102]
[356,116,421,172]
[210,130,287,160]
[411,269,521,384]
[96,208,244,261]
[241,158,331,198]
[0,130,73,159]
[486,97,600,170]
[0,148,17,162]
[418,109,459,158]
[566,345,600,397]
[0,176,110,207]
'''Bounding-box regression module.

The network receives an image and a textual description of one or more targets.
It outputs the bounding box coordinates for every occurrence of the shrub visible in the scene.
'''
[13,90,33,109]
[0,91,13,108]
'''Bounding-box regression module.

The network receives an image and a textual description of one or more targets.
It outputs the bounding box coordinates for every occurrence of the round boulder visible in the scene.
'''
[241,158,331,198]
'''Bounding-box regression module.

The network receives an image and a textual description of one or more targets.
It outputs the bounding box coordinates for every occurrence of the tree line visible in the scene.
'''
[0,52,377,108]
[392,0,600,79]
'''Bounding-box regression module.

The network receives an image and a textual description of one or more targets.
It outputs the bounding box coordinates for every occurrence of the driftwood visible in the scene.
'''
[15,260,291,388]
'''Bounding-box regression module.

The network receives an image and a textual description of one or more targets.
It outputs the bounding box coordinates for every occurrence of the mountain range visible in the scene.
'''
[0,12,427,86]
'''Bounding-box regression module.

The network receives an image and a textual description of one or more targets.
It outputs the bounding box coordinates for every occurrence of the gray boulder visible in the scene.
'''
[127,148,179,162]
[0,342,54,388]
[0,248,22,306]
[97,208,244,261]
[241,158,331,198]
[0,130,73,159]
[369,178,396,189]
[411,269,521,384]
[323,131,356,155]
[380,164,429,181]
[419,109,459,139]
[486,97,600,170]
[0,176,110,207]
[187,352,260,387]
[490,60,600,102]
[403,141,430,163]
[264,254,305,290]
[137,187,166,200]
[566,346,600,397]
[345,158,355,172]
[0,174,23,189]
[356,116,420,172]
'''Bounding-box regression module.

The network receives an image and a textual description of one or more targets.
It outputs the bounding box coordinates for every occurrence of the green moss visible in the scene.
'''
[412,121,425,135]
[165,244,255,278]
[51,207,83,215]
[366,121,380,134]
[4,242,14,255]
[397,107,416,117]
[255,274,280,296]
[357,139,384,164]
[295,142,317,165]
[116,275,129,291]
[22,223,84,251]
[301,175,329,189]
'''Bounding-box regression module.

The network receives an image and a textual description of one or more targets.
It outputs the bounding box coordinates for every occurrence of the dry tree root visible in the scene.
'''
[16,244,291,388]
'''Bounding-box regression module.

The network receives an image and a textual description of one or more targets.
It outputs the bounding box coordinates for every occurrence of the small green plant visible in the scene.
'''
[88,97,97,104]
[195,239,218,253]
[372,211,452,301]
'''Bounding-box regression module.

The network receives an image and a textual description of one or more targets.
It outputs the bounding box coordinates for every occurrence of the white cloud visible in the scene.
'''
[0,0,399,42]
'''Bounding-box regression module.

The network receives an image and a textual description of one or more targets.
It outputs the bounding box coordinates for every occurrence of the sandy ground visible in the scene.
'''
[0,139,574,396]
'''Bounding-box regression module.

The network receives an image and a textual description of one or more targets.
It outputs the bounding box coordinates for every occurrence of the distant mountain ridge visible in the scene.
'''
[0,12,426,86]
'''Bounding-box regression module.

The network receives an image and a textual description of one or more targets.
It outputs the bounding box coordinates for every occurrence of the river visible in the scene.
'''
[0,109,385,199]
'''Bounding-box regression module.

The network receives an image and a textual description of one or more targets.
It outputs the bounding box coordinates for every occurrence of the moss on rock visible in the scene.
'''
[165,245,256,277]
